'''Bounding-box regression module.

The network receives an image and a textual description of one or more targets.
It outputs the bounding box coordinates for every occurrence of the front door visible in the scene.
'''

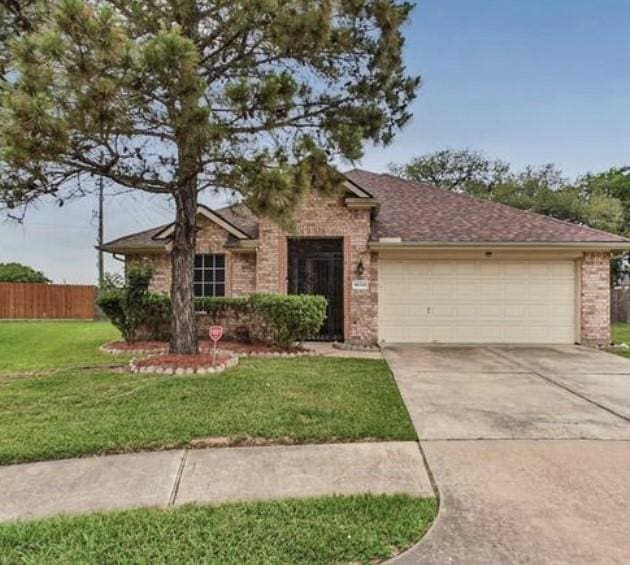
[288,238,344,341]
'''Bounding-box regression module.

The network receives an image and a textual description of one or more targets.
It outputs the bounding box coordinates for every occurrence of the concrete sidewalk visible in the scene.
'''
[0,442,432,523]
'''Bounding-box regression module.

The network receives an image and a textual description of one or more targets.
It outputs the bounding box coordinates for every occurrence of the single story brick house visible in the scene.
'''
[101,169,630,346]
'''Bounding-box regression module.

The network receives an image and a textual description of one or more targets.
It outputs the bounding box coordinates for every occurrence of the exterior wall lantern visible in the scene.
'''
[356,259,365,277]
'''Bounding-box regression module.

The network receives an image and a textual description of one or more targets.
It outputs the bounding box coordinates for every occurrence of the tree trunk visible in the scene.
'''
[169,5,202,354]
[169,183,198,354]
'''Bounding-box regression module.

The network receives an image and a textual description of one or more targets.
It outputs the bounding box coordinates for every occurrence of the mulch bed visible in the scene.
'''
[135,352,232,369]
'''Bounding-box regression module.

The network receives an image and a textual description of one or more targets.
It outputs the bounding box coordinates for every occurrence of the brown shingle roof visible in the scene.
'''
[100,203,259,253]
[100,224,170,253]
[210,203,259,239]
[344,169,630,244]
[102,170,630,253]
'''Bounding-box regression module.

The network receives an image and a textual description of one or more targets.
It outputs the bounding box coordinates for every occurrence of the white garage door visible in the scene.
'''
[379,260,576,344]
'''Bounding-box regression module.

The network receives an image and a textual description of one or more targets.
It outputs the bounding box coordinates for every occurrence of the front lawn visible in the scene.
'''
[0,357,416,464]
[612,323,630,358]
[0,321,122,373]
[0,495,436,564]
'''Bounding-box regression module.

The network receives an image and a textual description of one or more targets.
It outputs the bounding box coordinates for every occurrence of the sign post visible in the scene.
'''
[209,326,223,365]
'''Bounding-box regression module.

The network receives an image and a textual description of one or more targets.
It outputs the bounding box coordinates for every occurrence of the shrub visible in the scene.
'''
[194,296,251,315]
[251,293,327,347]
[100,271,124,290]
[99,283,328,347]
[97,265,170,342]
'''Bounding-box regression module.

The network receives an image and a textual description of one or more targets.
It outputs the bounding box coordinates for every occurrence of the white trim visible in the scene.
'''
[343,180,372,198]
[370,241,630,251]
[154,206,250,240]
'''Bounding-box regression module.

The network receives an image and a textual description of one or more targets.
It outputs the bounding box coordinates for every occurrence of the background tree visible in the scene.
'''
[0,0,420,353]
[0,262,50,283]
[578,168,630,283]
[390,148,509,195]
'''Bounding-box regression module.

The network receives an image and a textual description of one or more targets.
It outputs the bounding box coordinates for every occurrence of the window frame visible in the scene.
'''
[193,254,226,298]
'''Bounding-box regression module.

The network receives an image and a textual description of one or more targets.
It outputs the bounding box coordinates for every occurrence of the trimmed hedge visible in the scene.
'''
[100,287,327,347]
[251,293,327,347]
[194,296,251,315]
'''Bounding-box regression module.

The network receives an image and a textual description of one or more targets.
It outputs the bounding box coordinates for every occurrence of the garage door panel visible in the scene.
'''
[430,283,456,299]
[453,304,481,320]
[379,260,576,344]
[430,262,456,276]
[503,281,528,300]
[478,282,505,300]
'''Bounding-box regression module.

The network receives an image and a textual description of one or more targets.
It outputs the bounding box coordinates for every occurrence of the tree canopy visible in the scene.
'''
[0,262,50,283]
[1,0,419,220]
[0,0,419,352]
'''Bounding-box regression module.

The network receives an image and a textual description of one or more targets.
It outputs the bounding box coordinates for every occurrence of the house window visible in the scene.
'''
[194,254,225,297]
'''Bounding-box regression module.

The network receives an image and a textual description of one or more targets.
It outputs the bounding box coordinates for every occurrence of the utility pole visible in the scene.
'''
[97,177,104,287]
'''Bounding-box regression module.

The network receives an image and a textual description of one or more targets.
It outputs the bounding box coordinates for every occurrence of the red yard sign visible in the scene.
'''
[209,326,223,342]
[209,326,223,365]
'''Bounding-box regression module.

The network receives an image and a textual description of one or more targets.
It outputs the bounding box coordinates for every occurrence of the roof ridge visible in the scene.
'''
[379,173,630,242]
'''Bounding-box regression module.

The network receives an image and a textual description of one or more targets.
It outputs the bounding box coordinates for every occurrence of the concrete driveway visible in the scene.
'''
[384,344,630,565]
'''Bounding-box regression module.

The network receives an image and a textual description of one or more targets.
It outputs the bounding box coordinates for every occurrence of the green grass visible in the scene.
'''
[612,322,630,358]
[0,321,122,373]
[0,357,416,464]
[0,495,436,565]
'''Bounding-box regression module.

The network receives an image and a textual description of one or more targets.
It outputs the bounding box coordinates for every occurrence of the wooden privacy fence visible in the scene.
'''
[0,283,97,320]
[612,287,630,323]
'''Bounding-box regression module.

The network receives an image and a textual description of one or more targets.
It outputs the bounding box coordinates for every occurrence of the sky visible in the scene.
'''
[2,0,630,283]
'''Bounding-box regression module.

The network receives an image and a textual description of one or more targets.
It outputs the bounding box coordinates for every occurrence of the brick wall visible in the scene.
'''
[230,252,256,296]
[127,254,171,294]
[256,191,376,344]
[126,192,378,345]
[129,215,256,297]
[580,251,611,346]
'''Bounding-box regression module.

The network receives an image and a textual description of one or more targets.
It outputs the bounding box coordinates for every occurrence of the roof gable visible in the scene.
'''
[153,204,252,240]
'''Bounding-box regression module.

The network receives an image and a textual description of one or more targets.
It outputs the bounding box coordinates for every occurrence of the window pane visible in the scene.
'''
[193,254,226,298]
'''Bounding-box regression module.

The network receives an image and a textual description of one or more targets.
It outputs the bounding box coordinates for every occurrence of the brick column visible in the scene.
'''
[256,219,283,294]
[580,251,611,346]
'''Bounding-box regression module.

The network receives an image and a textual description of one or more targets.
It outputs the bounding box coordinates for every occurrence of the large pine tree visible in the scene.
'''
[0,0,419,352]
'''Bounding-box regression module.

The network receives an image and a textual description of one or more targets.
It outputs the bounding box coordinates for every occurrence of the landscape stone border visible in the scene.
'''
[101,341,317,359]
[129,351,240,376]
